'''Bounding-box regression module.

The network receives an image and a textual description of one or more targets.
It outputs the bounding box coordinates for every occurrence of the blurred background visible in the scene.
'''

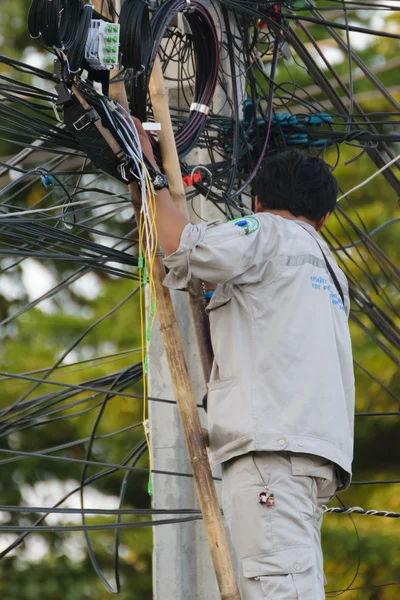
[0,1,399,599]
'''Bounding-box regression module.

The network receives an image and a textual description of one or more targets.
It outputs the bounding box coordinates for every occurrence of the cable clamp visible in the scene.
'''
[119,163,129,182]
[133,64,146,79]
[73,107,99,131]
[190,102,209,115]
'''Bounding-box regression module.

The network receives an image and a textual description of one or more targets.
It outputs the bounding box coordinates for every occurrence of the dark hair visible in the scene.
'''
[254,150,338,221]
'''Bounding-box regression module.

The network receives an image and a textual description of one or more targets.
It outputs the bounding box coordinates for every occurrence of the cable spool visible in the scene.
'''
[120,0,220,158]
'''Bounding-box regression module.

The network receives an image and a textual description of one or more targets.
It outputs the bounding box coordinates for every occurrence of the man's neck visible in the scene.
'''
[261,209,317,229]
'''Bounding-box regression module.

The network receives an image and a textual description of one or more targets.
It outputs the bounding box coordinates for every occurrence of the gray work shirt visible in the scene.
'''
[163,213,355,489]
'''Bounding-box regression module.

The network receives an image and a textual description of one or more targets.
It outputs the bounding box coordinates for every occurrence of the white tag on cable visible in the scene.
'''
[143,122,161,131]
[190,103,210,115]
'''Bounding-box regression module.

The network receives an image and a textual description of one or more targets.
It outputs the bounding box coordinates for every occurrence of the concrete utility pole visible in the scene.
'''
[90,1,240,596]
[150,8,246,599]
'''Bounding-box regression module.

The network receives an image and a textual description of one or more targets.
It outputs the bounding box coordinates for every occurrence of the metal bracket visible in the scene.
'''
[73,108,99,131]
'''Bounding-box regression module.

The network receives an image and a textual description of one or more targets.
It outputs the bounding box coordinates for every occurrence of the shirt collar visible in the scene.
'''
[293,220,316,233]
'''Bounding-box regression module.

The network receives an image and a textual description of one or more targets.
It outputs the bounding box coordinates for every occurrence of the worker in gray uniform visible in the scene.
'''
[136,119,355,600]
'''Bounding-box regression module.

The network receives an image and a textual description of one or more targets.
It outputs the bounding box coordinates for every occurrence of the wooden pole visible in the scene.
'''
[90,3,239,598]
[145,58,239,600]
[148,58,214,383]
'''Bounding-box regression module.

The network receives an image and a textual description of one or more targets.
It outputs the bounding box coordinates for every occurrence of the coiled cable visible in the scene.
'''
[120,0,220,157]
[64,2,94,75]
[119,0,152,122]
[28,0,81,50]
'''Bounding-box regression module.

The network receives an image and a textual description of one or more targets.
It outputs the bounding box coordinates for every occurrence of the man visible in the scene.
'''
[136,121,354,600]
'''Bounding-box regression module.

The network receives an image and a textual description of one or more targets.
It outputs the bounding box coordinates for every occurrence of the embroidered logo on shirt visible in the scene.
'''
[230,216,260,235]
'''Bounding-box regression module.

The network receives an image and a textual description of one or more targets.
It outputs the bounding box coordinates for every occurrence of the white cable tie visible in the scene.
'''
[190,103,210,115]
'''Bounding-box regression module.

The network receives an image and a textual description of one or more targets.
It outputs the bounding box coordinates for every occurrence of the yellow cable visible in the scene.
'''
[137,167,158,496]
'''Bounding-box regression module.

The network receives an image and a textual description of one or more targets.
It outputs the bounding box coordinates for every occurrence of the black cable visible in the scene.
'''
[285,13,400,40]
[122,0,220,156]
[64,1,93,75]
[326,496,361,597]
[332,218,400,250]
[120,0,152,122]
[28,0,81,49]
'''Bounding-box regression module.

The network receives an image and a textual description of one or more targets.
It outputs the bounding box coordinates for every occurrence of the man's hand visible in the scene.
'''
[129,116,189,256]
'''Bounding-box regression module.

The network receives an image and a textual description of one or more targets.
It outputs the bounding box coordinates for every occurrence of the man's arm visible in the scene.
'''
[133,118,188,256]
[134,118,272,288]
[150,187,188,256]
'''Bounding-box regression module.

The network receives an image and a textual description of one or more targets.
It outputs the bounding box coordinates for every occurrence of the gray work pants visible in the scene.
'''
[221,452,338,600]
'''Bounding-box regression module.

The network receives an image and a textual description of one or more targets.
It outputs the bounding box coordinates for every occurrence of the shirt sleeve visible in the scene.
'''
[163,217,272,289]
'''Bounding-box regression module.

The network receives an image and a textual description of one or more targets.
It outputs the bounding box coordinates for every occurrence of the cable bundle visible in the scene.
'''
[153,0,220,157]
[119,0,152,84]
[84,89,159,500]
[64,1,94,74]
[121,0,220,157]
[28,0,81,49]
[28,0,92,76]
[119,0,152,122]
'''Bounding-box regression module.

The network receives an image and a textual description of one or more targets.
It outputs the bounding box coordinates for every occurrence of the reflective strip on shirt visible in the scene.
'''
[286,254,326,269]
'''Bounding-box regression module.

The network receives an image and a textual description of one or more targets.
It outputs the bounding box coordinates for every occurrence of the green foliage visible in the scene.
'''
[0,276,152,599]
[0,0,33,59]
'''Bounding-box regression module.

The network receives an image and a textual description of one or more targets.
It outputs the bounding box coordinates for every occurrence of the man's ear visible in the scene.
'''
[255,196,264,213]
[315,212,329,232]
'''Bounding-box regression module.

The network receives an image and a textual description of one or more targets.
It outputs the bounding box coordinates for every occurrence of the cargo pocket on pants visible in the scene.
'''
[290,456,317,520]
[242,546,315,600]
